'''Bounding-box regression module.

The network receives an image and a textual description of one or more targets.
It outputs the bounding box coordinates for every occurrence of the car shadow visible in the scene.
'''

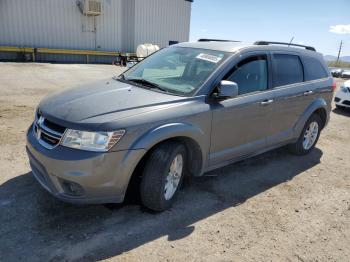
[332,107,350,117]
[0,147,323,261]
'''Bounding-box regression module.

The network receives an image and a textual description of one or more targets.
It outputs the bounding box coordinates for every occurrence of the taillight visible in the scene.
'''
[332,81,337,92]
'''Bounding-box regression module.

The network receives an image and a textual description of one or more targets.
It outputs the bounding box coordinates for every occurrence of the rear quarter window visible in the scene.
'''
[302,56,328,81]
[272,54,304,87]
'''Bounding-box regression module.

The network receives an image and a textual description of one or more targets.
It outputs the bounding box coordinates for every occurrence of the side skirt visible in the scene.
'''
[202,139,296,174]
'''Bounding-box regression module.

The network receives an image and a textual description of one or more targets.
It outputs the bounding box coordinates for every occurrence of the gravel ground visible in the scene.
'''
[0,62,349,261]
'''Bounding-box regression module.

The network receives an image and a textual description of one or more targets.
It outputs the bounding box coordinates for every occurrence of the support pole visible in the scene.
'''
[336,40,343,66]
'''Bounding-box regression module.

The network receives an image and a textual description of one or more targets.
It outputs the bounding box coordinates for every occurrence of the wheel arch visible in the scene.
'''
[130,122,207,174]
[313,107,328,129]
[294,98,329,135]
[122,123,207,200]
[134,136,203,177]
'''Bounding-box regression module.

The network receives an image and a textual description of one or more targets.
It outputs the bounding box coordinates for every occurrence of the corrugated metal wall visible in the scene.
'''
[134,0,191,49]
[0,0,191,63]
[0,0,123,56]
[121,0,135,51]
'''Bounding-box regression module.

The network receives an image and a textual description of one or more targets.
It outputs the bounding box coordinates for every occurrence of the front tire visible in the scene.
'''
[288,114,322,155]
[140,142,187,212]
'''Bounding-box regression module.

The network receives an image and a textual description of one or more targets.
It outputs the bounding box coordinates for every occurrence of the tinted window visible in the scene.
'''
[273,54,303,87]
[225,56,268,95]
[303,56,328,81]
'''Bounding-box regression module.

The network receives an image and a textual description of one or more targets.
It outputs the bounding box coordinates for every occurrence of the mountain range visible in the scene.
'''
[324,55,350,62]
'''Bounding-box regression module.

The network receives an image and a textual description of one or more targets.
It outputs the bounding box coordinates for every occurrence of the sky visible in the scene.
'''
[189,0,350,56]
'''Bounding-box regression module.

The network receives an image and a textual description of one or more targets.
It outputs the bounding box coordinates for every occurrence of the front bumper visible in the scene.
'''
[334,92,350,108]
[26,125,146,204]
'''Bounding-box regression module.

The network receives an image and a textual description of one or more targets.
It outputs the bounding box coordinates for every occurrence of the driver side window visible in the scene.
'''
[224,55,268,95]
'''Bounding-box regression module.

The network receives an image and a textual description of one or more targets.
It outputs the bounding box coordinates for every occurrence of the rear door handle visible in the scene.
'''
[260,99,274,105]
[303,90,314,96]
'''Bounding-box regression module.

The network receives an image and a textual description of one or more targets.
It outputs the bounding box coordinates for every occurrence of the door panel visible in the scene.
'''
[210,91,274,166]
[268,83,316,145]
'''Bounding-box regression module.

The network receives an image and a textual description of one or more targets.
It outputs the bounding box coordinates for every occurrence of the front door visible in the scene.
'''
[209,53,274,167]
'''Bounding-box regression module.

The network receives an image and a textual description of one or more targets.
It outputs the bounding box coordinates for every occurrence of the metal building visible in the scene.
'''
[0,0,192,63]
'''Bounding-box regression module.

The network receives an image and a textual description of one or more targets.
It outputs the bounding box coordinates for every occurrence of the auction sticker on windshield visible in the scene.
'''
[196,53,223,63]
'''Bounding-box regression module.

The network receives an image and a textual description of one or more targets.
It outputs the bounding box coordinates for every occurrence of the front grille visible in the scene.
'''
[33,113,66,149]
[342,100,350,106]
[43,118,66,133]
[334,97,341,102]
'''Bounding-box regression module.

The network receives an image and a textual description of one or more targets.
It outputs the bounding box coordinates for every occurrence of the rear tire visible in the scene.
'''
[140,142,187,212]
[288,114,322,155]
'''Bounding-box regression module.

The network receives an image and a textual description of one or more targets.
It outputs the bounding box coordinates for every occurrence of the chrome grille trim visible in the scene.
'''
[33,114,66,149]
[40,122,63,138]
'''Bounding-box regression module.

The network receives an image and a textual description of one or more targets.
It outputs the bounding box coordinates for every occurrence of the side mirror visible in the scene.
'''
[215,80,238,99]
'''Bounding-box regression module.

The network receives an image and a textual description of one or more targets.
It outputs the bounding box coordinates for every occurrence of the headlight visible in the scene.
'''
[340,86,349,93]
[60,129,125,152]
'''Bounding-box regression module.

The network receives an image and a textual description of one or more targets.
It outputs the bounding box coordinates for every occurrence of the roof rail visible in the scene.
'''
[198,38,241,43]
[254,41,316,51]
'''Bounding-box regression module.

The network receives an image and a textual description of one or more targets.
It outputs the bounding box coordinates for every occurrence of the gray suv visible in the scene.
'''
[26,40,334,211]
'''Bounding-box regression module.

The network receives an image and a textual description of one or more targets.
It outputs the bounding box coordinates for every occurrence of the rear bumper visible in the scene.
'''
[26,125,146,204]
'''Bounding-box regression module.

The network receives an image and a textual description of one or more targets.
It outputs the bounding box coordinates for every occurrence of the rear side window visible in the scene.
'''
[273,54,303,87]
[303,56,328,81]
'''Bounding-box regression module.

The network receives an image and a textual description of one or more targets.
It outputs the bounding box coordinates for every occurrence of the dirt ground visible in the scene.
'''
[0,62,349,262]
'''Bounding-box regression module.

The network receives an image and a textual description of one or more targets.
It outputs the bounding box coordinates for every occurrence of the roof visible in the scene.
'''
[175,41,324,57]
[176,41,250,53]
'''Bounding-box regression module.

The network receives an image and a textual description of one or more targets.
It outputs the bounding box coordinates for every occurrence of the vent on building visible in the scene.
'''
[79,0,102,16]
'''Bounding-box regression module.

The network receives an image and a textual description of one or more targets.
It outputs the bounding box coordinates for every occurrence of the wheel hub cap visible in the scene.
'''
[303,121,319,150]
[164,154,183,200]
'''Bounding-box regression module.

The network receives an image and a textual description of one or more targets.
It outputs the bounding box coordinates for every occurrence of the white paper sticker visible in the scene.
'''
[196,53,223,63]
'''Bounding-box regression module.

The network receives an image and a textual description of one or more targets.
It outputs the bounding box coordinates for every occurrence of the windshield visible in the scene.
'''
[121,47,230,95]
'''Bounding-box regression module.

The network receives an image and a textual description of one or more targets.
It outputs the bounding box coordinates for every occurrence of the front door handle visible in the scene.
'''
[303,90,314,96]
[260,99,274,105]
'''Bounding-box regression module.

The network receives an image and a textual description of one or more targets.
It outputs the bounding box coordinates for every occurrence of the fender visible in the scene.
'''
[293,97,329,137]
[130,122,208,173]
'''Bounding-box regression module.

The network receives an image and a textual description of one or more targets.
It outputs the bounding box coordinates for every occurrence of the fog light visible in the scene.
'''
[61,180,85,196]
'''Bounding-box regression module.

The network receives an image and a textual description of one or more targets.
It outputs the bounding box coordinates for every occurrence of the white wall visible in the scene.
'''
[0,0,123,51]
[0,0,192,61]
[134,0,191,49]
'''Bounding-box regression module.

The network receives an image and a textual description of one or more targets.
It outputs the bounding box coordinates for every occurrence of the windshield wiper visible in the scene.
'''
[126,78,167,92]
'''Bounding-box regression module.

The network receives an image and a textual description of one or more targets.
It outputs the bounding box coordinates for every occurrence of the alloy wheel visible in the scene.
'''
[303,121,319,150]
[164,154,183,200]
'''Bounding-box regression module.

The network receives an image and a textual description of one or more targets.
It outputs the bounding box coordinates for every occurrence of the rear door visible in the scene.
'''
[209,52,275,166]
[267,52,315,146]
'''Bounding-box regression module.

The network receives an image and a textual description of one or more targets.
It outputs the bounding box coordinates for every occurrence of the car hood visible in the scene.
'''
[39,79,194,129]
